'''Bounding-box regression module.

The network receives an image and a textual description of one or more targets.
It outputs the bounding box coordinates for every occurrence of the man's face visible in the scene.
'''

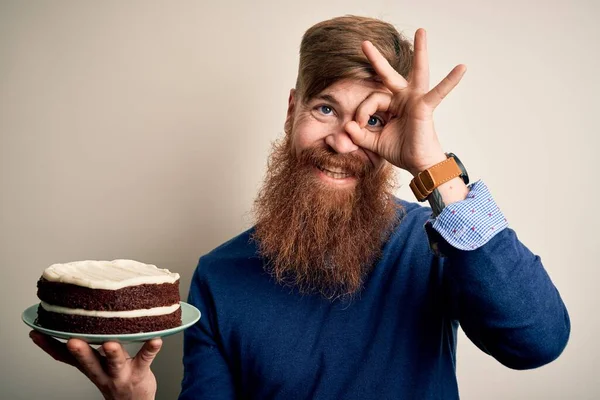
[253,78,399,299]
[287,79,391,182]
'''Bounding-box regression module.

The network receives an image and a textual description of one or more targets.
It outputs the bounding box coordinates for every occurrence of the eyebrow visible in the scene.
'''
[312,93,341,107]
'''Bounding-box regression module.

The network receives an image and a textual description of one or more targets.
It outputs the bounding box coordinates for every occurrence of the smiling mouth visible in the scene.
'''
[317,165,353,179]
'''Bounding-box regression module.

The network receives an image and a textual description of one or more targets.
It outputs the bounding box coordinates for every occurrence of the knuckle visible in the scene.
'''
[102,374,131,392]
[140,352,155,364]
[106,362,124,374]
[433,86,446,99]
[105,379,123,392]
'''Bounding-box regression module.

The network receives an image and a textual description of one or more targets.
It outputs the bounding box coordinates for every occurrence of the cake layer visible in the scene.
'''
[40,301,180,318]
[42,259,180,290]
[36,304,182,334]
[37,278,180,311]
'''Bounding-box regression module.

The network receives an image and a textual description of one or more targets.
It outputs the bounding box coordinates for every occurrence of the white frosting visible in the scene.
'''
[40,301,180,318]
[42,259,180,290]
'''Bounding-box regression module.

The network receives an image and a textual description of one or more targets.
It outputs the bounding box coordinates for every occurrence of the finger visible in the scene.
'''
[30,331,79,368]
[67,339,108,386]
[344,120,380,154]
[409,28,430,91]
[102,341,130,377]
[354,92,392,128]
[422,64,467,109]
[132,338,162,371]
[361,41,408,93]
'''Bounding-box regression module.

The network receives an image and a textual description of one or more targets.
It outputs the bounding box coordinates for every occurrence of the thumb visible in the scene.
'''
[345,120,380,154]
[133,338,163,371]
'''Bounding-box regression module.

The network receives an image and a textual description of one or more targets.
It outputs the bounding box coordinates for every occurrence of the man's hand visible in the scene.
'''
[29,330,162,400]
[345,28,467,176]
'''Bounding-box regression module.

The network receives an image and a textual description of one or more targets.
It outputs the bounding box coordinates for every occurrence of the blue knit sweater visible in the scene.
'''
[179,196,570,399]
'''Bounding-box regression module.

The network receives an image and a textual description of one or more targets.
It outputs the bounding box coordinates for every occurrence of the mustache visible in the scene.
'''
[298,146,372,177]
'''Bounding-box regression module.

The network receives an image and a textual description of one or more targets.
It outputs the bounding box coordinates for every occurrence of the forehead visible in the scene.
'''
[308,79,391,107]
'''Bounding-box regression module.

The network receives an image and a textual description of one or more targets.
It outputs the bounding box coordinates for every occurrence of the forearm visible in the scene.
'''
[425,180,570,369]
[444,229,570,369]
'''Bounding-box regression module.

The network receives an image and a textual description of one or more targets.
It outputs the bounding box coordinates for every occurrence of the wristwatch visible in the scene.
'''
[409,153,469,216]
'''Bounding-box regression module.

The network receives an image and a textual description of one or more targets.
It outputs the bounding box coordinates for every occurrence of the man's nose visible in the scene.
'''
[325,125,359,154]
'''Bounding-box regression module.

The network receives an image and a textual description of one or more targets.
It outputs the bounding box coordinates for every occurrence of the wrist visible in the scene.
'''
[409,152,471,215]
[409,152,447,177]
[428,176,469,209]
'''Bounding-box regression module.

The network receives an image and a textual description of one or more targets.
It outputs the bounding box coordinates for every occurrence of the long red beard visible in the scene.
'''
[252,135,401,299]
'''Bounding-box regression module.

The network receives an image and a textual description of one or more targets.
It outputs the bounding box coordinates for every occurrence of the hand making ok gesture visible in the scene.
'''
[345,28,467,176]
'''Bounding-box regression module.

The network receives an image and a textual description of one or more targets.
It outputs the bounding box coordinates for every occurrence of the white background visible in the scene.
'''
[1,0,597,398]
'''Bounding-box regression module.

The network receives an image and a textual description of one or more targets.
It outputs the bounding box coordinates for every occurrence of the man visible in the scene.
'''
[30,15,570,399]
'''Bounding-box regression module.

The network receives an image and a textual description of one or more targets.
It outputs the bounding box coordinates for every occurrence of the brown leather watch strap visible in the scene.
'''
[409,156,463,201]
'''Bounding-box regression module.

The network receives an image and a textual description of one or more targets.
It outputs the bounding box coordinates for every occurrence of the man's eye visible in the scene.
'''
[319,105,333,115]
[367,116,384,127]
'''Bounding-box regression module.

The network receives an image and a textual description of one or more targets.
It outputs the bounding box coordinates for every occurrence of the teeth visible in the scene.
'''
[324,167,346,174]
[316,164,352,179]
[318,166,351,179]
[325,171,350,179]
[319,166,349,174]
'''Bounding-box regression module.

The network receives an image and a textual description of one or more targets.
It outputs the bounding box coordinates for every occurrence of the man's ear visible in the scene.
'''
[284,88,296,134]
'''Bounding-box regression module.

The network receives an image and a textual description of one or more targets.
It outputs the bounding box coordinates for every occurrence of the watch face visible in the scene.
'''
[447,153,469,185]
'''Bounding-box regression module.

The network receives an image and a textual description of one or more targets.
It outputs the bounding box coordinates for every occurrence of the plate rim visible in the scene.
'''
[22,301,201,343]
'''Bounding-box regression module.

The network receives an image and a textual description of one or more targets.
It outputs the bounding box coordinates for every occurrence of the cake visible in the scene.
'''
[36,259,181,334]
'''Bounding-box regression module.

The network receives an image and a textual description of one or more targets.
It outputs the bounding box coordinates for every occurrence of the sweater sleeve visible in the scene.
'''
[438,220,570,370]
[179,260,236,400]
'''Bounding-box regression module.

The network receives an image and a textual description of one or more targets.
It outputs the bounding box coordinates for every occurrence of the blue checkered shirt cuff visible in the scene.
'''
[427,180,508,251]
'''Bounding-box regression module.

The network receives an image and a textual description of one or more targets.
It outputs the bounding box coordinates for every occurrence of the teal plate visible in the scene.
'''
[22,301,201,344]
